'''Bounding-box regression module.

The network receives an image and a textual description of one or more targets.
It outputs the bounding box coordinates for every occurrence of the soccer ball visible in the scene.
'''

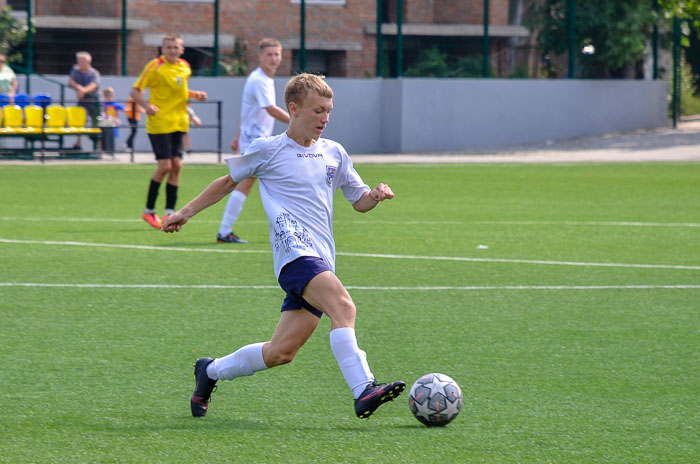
[409,373,462,427]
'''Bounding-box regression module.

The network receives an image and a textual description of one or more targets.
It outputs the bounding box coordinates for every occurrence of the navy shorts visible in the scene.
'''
[148,132,185,160]
[278,256,331,318]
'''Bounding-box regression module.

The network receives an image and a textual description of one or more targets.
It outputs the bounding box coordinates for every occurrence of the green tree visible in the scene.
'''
[533,0,654,78]
[0,6,27,62]
[531,0,700,78]
[659,0,700,20]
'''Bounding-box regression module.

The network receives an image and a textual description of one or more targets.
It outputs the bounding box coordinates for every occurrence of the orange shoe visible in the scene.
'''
[142,212,162,229]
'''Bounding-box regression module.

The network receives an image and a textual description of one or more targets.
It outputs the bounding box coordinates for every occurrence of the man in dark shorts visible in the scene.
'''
[130,33,208,229]
[163,73,405,420]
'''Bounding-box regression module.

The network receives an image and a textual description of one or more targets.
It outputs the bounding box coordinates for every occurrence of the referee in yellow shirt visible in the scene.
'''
[130,33,208,229]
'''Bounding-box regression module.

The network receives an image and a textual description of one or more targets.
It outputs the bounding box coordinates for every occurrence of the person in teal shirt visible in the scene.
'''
[0,53,18,103]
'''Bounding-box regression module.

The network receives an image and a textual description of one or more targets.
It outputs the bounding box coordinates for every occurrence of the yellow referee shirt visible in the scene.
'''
[133,56,191,134]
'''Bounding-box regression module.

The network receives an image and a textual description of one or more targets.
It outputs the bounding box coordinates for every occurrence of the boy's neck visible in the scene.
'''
[286,128,316,147]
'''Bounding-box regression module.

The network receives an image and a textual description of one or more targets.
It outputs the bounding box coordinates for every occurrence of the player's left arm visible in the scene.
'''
[352,183,394,213]
[189,90,207,101]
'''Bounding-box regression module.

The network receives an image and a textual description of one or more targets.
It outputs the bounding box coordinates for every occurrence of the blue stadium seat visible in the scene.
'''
[0,94,10,106]
[14,93,30,108]
[33,93,52,108]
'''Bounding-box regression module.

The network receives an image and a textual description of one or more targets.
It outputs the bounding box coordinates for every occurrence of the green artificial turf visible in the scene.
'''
[0,162,698,463]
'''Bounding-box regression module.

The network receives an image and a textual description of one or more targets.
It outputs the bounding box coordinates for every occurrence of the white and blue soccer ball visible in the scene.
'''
[409,373,462,427]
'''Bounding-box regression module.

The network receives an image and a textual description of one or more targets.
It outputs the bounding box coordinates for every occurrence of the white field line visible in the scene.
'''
[0,238,268,255]
[338,251,700,271]
[1,217,699,228]
[1,238,700,271]
[1,282,699,291]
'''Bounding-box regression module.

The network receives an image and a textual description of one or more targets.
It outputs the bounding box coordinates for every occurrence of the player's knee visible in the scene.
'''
[329,298,356,326]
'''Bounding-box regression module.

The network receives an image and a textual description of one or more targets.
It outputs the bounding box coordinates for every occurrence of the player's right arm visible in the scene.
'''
[131,59,160,115]
[162,175,238,232]
[265,105,290,124]
[230,125,241,152]
[129,87,158,116]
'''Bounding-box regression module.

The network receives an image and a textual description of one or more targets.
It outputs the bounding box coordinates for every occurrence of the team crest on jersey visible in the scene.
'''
[326,165,337,186]
[176,76,183,86]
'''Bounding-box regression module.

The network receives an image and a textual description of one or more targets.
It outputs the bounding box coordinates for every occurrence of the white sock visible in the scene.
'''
[206,342,268,381]
[330,327,374,398]
[218,190,247,236]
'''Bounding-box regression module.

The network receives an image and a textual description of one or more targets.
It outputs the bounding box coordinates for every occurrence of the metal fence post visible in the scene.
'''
[26,0,33,93]
[300,0,306,72]
[672,16,681,128]
[396,0,403,77]
[121,0,127,76]
[213,0,220,76]
[568,0,576,78]
[482,0,489,77]
[376,0,383,78]
[217,100,222,163]
[652,0,659,80]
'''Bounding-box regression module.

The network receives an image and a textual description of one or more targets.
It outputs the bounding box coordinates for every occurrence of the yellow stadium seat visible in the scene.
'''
[0,105,25,134]
[44,105,68,134]
[23,105,44,134]
[66,105,101,135]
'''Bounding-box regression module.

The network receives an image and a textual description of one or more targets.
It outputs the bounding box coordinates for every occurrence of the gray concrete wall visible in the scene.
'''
[20,74,669,155]
[397,78,669,152]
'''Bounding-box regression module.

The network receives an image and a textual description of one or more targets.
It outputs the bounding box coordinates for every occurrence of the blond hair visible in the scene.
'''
[284,73,333,109]
[76,51,92,62]
[163,33,183,45]
[102,86,114,97]
[259,37,282,51]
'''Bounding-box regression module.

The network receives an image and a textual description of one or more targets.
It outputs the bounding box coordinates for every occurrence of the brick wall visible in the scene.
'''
[432,0,510,25]
[28,0,518,78]
[36,0,119,16]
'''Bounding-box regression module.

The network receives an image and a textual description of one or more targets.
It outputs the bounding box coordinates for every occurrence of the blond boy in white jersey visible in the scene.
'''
[163,73,405,420]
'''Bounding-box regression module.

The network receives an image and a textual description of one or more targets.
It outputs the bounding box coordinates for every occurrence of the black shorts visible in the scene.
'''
[278,256,331,318]
[148,132,185,160]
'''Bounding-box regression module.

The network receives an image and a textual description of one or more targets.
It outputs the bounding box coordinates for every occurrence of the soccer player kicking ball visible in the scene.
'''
[162,73,405,419]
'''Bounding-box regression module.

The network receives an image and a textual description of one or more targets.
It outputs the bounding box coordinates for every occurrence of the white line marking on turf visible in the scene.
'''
[1,283,699,291]
[2,217,699,228]
[0,282,279,289]
[337,251,700,271]
[2,238,699,270]
[475,220,700,228]
[0,238,268,255]
[0,216,265,225]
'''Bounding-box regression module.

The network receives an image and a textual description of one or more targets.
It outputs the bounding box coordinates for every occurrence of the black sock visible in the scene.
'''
[146,179,160,210]
[165,183,178,211]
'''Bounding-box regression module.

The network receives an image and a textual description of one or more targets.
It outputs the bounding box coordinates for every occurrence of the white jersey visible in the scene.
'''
[239,67,276,152]
[225,132,370,278]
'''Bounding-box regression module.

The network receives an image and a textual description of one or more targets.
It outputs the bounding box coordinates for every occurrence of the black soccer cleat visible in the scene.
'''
[216,232,248,244]
[354,380,406,419]
[191,357,217,417]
